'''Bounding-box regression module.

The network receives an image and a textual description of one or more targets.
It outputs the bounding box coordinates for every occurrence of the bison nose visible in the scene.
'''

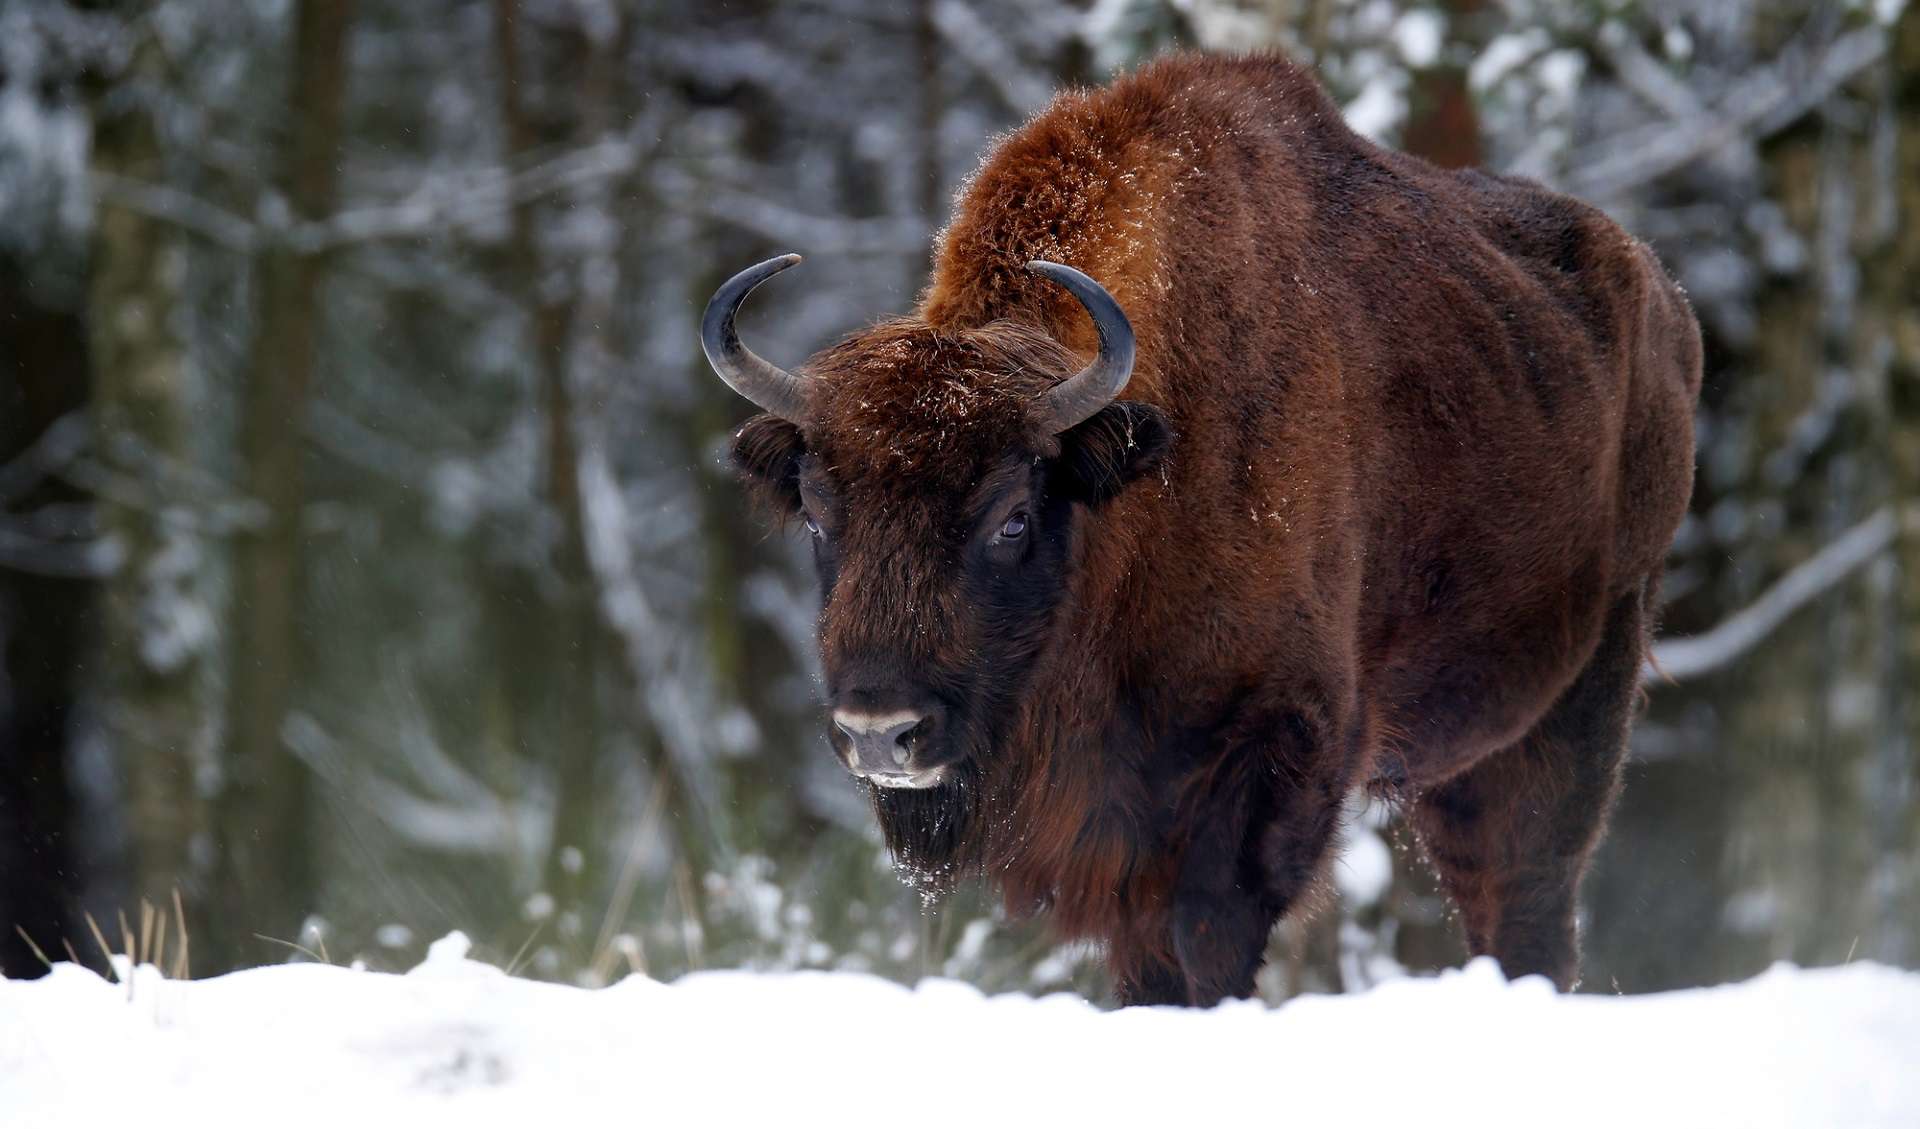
[832,709,928,775]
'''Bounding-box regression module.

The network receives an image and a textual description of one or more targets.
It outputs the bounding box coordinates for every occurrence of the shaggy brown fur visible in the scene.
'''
[728,51,1701,1005]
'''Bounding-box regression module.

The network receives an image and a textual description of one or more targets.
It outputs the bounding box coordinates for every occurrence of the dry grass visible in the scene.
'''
[14,877,675,991]
[502,922,546,978]
[580,774,668,986]
[11,889,193,992]
[11,925,52,968]
[251,932,331,965]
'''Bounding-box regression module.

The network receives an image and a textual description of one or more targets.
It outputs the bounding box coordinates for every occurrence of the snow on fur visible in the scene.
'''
[2,938,1914,1128]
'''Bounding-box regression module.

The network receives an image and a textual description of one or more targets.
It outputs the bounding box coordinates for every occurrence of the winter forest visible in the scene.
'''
[0,0,1915,1004]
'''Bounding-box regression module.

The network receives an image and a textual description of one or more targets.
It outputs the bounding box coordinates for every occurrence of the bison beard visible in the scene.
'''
[701,51,1702,1006]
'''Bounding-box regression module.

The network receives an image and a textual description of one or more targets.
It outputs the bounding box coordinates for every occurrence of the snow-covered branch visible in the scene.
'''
[932,0,1057,116]
[1594,24,1703,121]
[303,127,657,250]
[653,167,930,255]
[1646,505,1902,684]
[282,706,551,859]
[1567,23,1886,202]
[0,412,88,506]
[577,443,731,854]
[0,524,115,579]
[92,126,923,261]
[90,172,257,251]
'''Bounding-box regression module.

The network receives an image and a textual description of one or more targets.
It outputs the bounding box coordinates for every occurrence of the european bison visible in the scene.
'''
[701,51,1701,1005]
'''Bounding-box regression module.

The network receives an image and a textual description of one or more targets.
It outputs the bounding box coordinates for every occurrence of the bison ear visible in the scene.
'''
[731,413,807,515]
[1052,400,1171,507]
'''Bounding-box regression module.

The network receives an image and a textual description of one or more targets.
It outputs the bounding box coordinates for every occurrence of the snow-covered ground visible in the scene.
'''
[3,935,1915,1128]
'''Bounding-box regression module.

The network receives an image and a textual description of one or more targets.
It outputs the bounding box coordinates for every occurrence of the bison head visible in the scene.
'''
[701,255,1169,799]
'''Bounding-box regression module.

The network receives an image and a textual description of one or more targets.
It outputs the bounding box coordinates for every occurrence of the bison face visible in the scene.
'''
[806,448,1073,788]
[704,255,1166,791]
[734,400,1167,790]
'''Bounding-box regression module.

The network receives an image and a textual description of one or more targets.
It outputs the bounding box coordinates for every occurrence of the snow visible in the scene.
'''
[1392,9,1446,69]
[1469,29,1550,93]
[1332,821,1394,907]
[1343,75,1406,142]
[1537,49,1588,102]
[3,939,1915,1128]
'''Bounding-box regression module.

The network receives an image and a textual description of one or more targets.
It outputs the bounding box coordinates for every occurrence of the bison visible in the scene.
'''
[700,51,1701,1006]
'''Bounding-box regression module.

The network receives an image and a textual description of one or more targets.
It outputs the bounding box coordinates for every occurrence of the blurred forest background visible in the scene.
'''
[1,0,1916,999]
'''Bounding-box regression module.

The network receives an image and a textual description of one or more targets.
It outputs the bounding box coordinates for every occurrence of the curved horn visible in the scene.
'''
[1025,261,1137,434]
[701,253,809,422]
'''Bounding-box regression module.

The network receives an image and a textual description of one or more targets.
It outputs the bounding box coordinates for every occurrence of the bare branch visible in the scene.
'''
[1646,506,1900,684]
[91,114,915,260]
[301,129,653,250]
[0,526,117,579]
[54,450,261,537]
[0,412,89,506]
[653,166,929,255]
[281,706,544,859]
[1568,24,1886,202]
[89,172,256,251]
[92,115,663,253]
[931,0,1056,116]
[1595,25,1703,120]
[577,443,731,856]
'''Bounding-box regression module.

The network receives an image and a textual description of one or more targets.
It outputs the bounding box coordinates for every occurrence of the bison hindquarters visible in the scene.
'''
[1118,579,1648,1005]
[1411,581,1651,990]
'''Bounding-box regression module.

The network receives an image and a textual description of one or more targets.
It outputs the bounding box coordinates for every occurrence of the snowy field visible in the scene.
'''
[3,935,1915,1129]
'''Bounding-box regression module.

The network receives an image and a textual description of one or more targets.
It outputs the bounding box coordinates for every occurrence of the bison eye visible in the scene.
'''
[804,514,822,537]
[999,513,1028,539]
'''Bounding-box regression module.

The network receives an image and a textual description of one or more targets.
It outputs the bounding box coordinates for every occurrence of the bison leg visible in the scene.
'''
[1111,955,1191,1008]
[1166,700,1359,1007]
[1165,774,1281,1007]
[1411,580,1649,989]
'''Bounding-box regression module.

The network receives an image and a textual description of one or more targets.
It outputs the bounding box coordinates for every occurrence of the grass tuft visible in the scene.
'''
[171,888,191,980]
[82,911,118,984]
[12,925,53,969]
[503,922,546,979]
[251,933,331,965]
[25,890,195,990]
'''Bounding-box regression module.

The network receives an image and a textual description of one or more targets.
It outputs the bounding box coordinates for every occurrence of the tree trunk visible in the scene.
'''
[915,0,944,223]
[1868,0,1920,963]
[0,267,92,978]
[1401,0,1486,171]
[85,26,220,965]
[492,0,609,962]
[215,0,355,970]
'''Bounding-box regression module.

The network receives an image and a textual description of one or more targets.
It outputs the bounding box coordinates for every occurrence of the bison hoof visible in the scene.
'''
[1170,891,1266,1006]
